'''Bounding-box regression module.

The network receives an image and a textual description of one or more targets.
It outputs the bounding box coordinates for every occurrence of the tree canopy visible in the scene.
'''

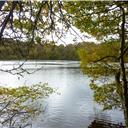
[65,1,128,41]
[0,1,70,43]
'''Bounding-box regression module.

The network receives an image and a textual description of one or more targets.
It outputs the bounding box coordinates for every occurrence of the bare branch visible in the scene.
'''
[93,55,118,63]
[0,2,18,40]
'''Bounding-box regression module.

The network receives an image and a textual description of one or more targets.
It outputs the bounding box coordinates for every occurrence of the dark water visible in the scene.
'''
[0,60,125,128]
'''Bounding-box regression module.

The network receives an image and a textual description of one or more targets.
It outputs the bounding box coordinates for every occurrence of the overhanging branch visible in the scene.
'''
[93,55,118,63]
[0,2,18,40]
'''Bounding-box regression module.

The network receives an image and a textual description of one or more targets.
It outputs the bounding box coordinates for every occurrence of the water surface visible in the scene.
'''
[0,60,125,128]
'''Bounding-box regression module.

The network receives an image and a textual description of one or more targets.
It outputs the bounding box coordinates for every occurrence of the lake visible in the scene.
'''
[0,60,125,128]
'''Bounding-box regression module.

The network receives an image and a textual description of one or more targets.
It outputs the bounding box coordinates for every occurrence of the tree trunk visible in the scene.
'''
[120,6,128,127]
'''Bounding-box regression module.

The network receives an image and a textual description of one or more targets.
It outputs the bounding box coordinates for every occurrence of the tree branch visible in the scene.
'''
[0,2,17,40]
[93,55,118,63]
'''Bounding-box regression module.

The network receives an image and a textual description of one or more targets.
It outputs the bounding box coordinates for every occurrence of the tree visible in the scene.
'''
[0,1,69,43]
[0,0,71,74]
[65,1,128,127]
[0,1,62,127]
[0,83,54,128]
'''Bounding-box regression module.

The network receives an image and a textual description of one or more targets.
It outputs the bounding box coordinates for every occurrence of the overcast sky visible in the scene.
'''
[46,25,98,45]
[58,27,98,45]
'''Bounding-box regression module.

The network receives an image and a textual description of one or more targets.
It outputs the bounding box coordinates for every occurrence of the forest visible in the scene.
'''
[1,39,128,62]
[0,38,79,60]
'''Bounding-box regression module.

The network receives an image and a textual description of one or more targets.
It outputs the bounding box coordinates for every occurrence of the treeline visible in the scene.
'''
[0,39,79,60]
[0,39,127,61]
[78,41,118,62]
[78,41,128,62]
[28,43,79,60]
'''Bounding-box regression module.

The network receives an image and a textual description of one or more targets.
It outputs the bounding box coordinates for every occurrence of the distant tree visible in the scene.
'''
[0,40,79,60]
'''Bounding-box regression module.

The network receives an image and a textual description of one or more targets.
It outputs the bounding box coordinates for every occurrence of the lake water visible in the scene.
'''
[0,60,125,128]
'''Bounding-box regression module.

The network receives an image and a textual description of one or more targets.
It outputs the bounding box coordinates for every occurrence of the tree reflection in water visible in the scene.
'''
[88,120,125,128]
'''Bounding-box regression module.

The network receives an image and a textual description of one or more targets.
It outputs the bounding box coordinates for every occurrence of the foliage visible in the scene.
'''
[0,1,69,42]
[67,1,128,113]
[0,83,54,128]
[90,81,122,110]
[65,1,127,41]
[77,42,123,110]
[77,42,121,78]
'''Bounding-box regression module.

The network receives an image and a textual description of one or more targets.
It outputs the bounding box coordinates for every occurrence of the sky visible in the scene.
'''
[3,25,98,45]
[58,27,98,45]
[1,2,98,45]
[46,26,98,45]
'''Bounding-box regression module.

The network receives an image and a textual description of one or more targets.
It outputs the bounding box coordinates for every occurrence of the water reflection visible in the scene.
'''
[0,60,125,128]
[88,120,125,128]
